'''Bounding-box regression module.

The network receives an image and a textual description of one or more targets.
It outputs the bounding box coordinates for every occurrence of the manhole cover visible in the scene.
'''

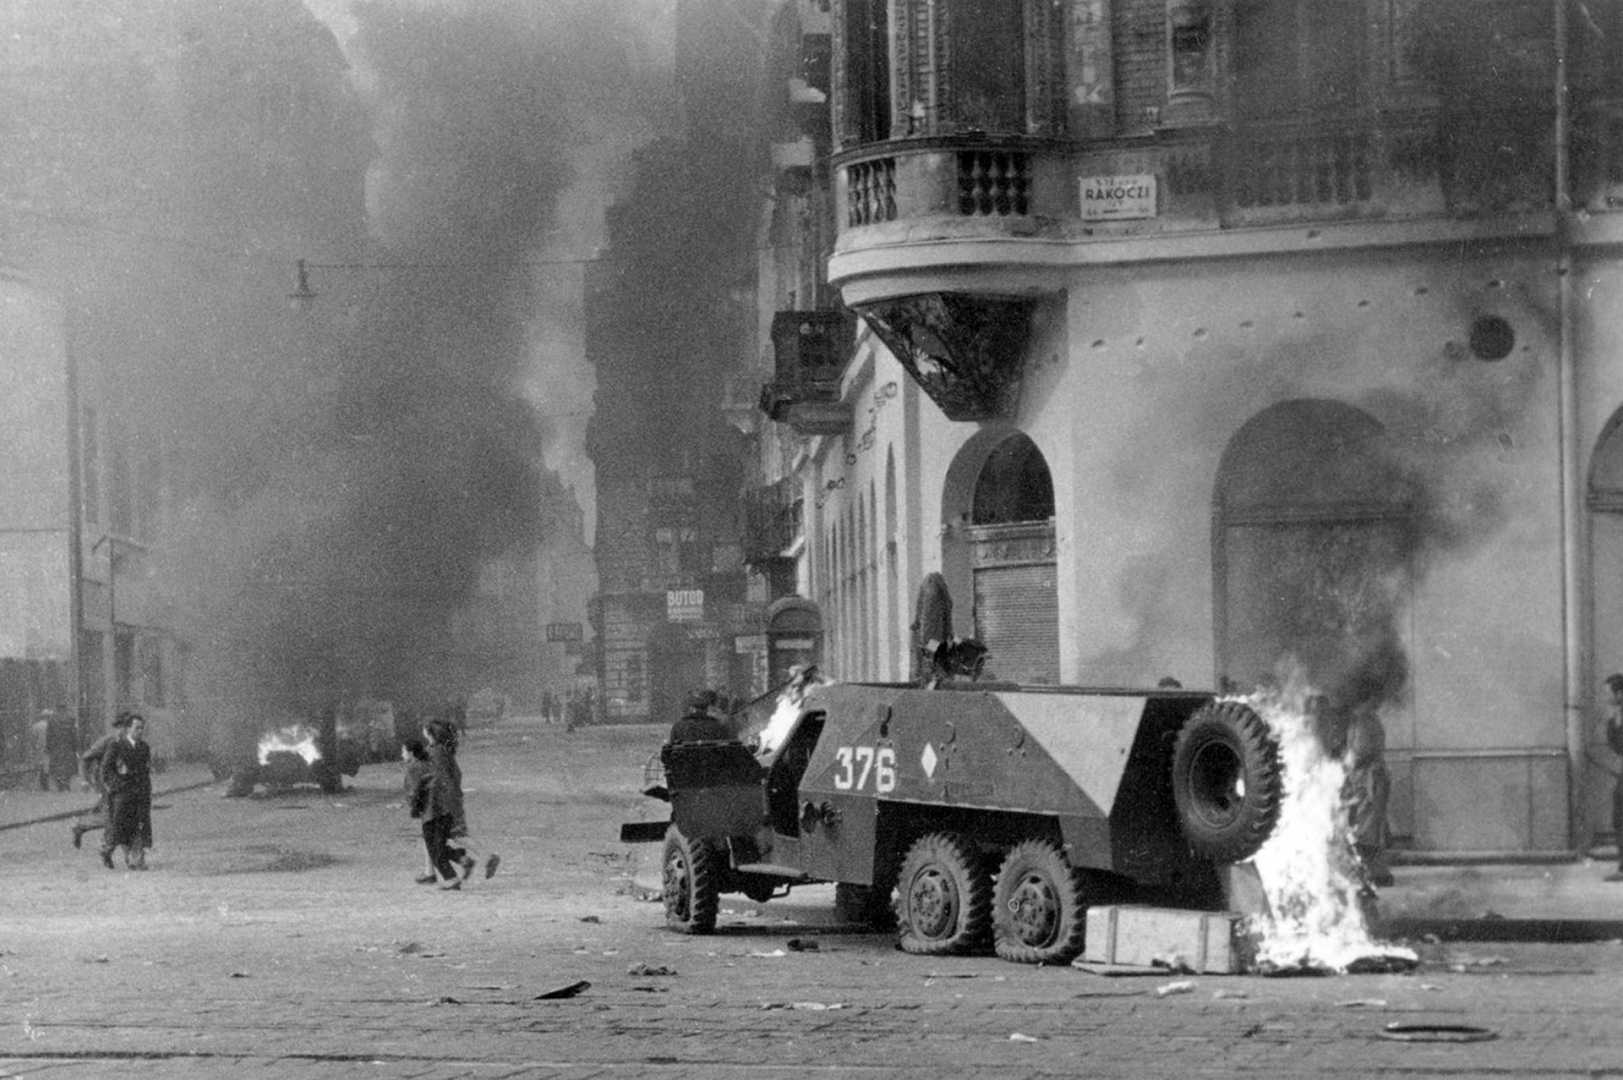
[1379,1022,1497,1043]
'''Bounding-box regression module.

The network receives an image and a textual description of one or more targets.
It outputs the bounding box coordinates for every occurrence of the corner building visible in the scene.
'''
[767,0,1623,858]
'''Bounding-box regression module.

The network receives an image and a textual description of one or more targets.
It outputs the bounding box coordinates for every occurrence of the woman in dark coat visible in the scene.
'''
[99,713,152,870]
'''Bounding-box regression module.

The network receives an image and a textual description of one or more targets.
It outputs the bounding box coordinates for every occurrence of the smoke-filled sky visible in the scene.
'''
[3,0,701,722]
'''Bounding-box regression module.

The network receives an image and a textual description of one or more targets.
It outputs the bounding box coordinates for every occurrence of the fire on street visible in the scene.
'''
[2,715,1621,1080]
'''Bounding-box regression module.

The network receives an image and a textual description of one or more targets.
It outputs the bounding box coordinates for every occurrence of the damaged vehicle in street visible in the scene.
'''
[622,678,1283,965]
[217,710,367,797]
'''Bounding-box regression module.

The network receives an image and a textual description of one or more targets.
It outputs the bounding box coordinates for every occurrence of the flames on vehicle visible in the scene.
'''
[257,724,323,767]
[1241,673,1417,973]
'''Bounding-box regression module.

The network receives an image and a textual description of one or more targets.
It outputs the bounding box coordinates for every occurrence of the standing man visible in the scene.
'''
[70,712,130,850]
[99,713,153,870]
[1341,701,1394,887]
[1603,673,1623,882]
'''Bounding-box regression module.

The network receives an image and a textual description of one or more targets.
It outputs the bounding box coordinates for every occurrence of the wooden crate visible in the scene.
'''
[1081,906,1249,974]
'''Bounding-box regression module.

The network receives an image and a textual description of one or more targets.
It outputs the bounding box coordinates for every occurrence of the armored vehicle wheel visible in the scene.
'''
[1171,700,1283,863]
[835,880,896,930]
[661,824,719,934]
[992,840,1087,964]
[894,833,991,955]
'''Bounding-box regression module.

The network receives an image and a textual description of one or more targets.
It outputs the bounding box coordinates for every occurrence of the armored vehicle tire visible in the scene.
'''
[894,833,992,955]
[661,824,720,934]
[835,880,897,930]
[992,840,1088,965]
[1171,700,1283,863]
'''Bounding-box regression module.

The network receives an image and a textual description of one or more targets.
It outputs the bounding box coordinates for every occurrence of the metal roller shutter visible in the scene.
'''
[973,561,1059,684]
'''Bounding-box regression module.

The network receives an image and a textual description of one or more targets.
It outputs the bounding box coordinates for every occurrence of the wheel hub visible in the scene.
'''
[908,868,959,939]
[1006,873,1059,946]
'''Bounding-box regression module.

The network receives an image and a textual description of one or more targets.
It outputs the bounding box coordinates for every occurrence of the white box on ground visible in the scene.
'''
[1082,906,1249,974]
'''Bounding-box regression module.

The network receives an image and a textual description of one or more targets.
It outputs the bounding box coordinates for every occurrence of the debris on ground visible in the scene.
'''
[1071,961,1167,977]
[532,980,591,1000]
[626,963,676,976]
[1154,980,1195,997]
[785,938,819,952]
[580,915,602,924]
[748,949,787,958]
[762,1001,845,1011]
[1009,1032,1039,1042]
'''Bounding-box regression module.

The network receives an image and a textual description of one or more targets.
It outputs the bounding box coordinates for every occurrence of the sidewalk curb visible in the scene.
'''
[1378,916,1623,943]
[0,778,218,833]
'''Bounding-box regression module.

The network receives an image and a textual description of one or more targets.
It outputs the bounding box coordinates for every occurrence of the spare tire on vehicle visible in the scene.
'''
[1170,700,1282,863]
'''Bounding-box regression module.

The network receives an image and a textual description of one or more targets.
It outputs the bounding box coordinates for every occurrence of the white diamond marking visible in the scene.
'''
[920,742,937,779]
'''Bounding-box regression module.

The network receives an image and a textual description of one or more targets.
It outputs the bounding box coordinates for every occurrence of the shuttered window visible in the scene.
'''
[969,520,1058,684]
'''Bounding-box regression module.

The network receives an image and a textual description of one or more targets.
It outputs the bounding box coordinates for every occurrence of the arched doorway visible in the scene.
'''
[1585,409,1623,844]
[765,596,823,689]
[959,432,1058,683]
[1213,400,1418,712]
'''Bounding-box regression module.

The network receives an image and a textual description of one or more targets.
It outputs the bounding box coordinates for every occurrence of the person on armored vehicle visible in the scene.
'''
[668,689,734,744]
[910,572,988,686]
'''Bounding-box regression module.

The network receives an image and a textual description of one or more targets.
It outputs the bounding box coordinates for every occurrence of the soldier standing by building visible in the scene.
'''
[1341,702,1394,888]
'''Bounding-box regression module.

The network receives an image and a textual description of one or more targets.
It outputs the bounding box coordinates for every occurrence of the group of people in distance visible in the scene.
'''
[63,708,500,888]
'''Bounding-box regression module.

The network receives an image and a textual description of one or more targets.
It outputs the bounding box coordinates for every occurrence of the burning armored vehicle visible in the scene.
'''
[622,678,1283,965]
[217,710,366,797]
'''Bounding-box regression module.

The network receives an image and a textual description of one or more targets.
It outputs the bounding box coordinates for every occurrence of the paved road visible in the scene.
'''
[3,716,1622,1079]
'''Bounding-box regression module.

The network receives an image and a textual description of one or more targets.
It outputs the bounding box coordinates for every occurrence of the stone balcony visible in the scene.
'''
[826,108,1598,302]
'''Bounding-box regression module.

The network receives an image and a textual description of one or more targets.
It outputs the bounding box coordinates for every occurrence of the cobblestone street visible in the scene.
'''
[3,716,1622,1079]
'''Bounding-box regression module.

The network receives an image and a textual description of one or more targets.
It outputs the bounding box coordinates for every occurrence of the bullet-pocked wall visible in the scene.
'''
[1015,242,1567,854]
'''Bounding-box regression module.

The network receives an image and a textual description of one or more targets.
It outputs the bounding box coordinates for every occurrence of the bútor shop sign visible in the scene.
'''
[1080,174,1156,221]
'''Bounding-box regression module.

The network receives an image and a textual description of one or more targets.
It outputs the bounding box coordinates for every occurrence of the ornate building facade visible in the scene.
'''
[753,0,1623,857]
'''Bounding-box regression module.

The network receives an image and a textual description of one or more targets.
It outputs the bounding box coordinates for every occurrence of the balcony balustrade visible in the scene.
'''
[832,110,1576,252]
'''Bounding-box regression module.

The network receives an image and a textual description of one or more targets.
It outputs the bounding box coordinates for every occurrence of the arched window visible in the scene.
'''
[1213,399,1416,704]
[960,432,1058,683]
[972,432,1053,525]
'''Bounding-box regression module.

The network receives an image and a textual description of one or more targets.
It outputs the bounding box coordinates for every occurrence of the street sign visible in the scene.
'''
[1079,173,1156,221]
[666,589,704,623]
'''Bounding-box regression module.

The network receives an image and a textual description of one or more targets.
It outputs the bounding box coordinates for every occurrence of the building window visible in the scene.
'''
[836,0,891,145]
[944,0,1027,134]
[972,433,1054,525]
[1233,0,1366,119]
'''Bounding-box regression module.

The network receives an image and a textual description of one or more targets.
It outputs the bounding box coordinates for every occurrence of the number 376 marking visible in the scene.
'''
[832,745,896,793]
